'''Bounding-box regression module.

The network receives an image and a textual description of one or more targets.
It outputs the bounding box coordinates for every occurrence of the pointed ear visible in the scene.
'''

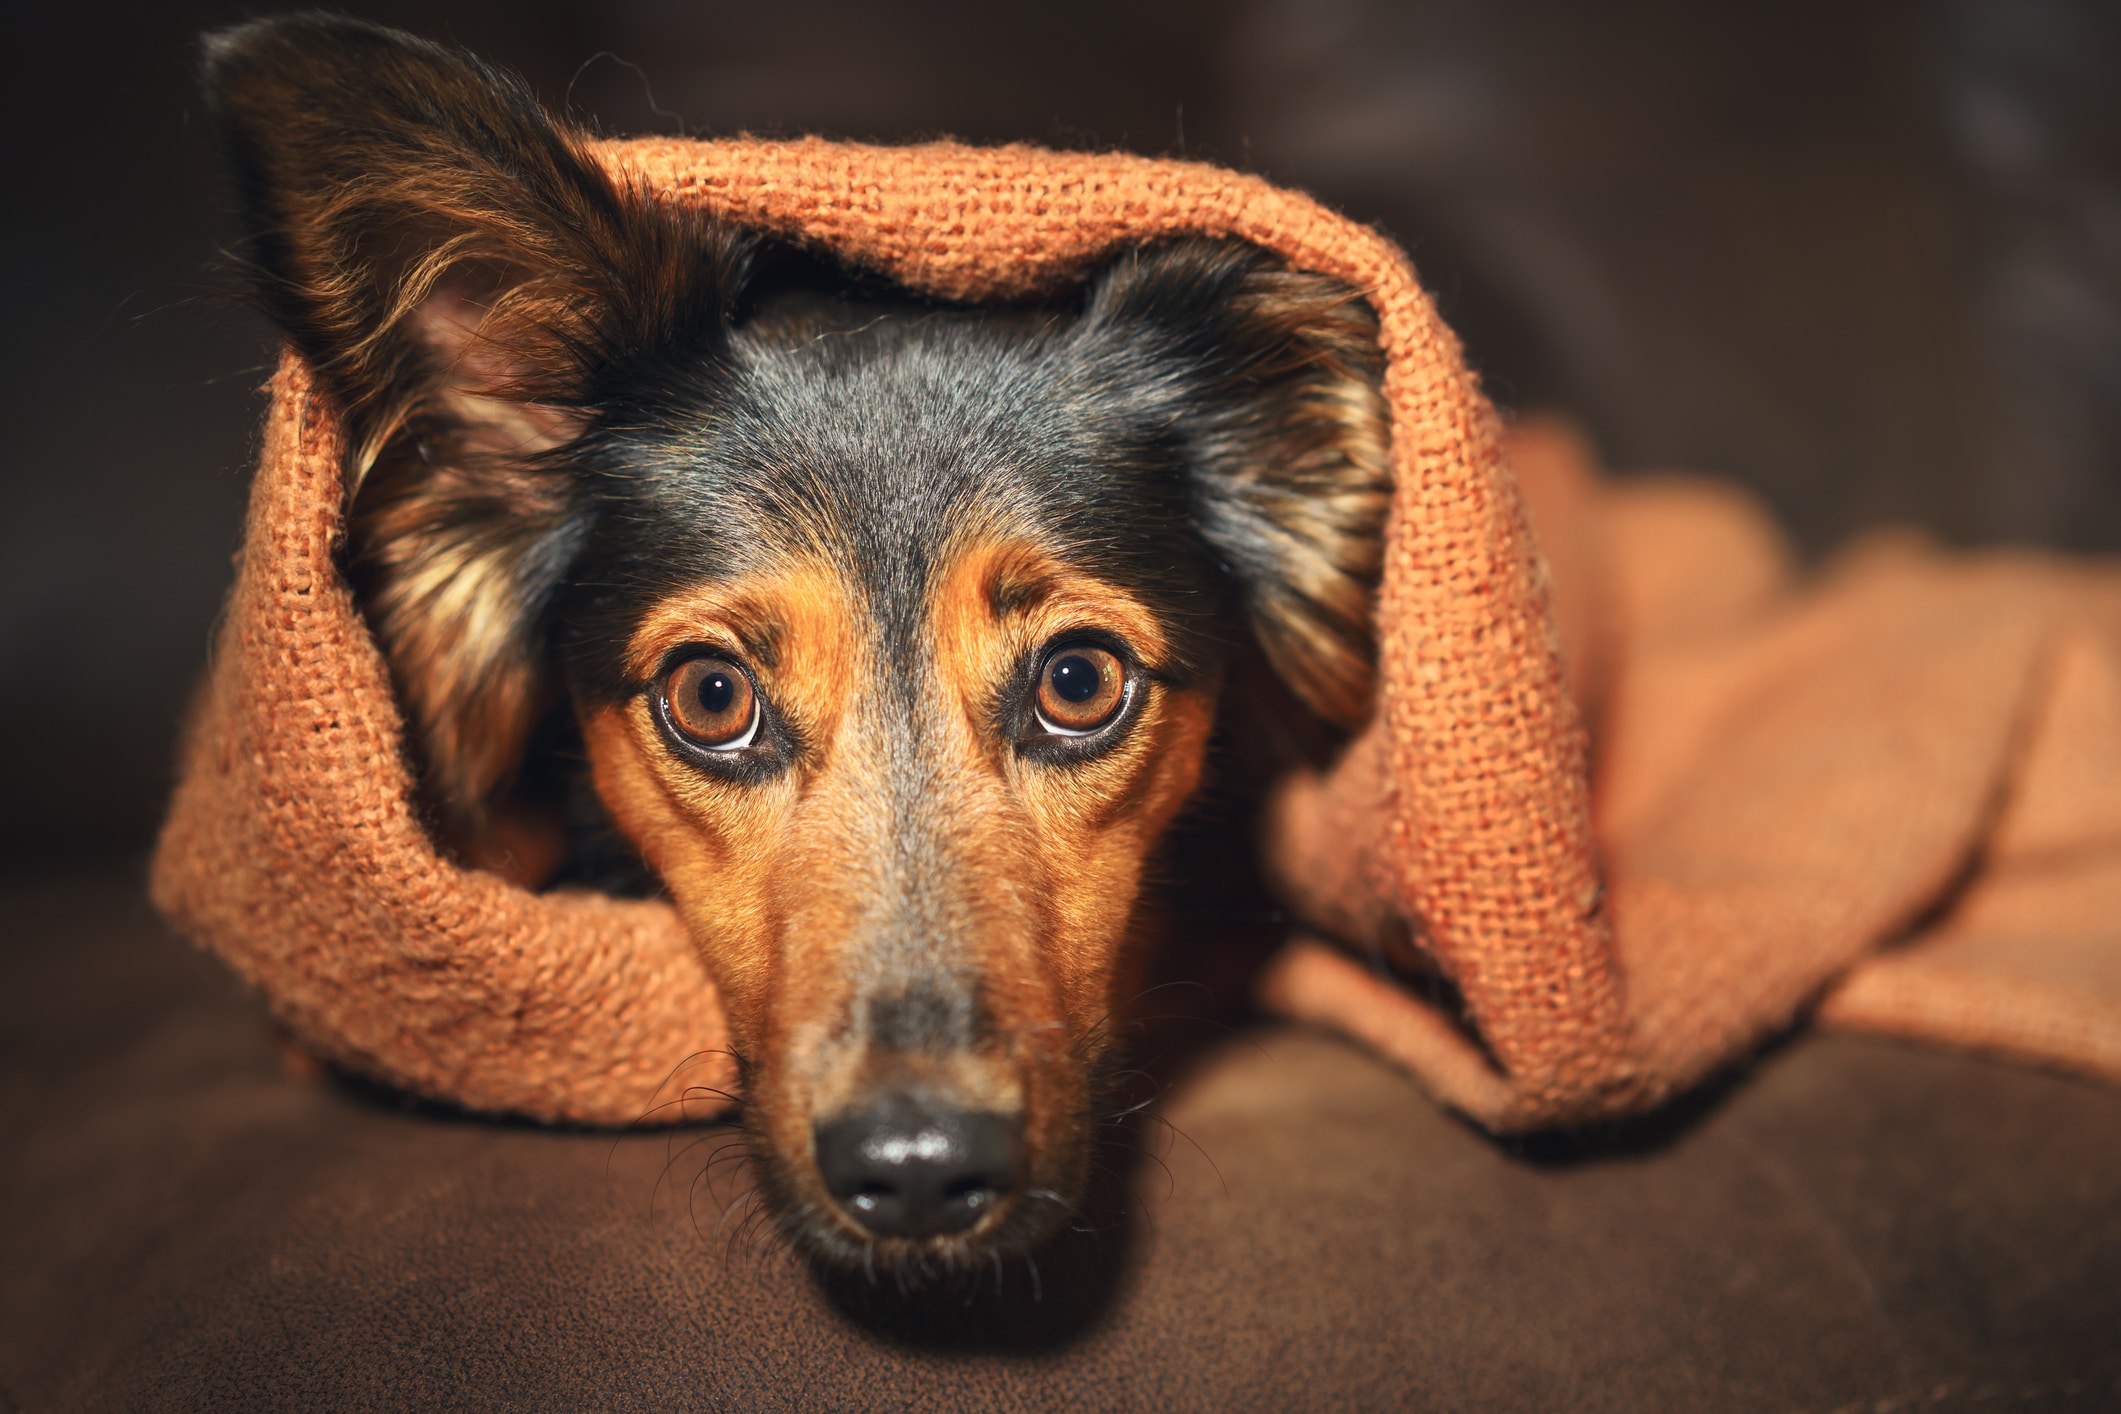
[1081,241,1393,730]
[202,15,749,849]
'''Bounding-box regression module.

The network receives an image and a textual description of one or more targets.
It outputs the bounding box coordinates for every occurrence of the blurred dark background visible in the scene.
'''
[2,0,2116,864]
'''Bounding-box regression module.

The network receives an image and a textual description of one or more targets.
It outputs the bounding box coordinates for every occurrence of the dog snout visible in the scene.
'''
[814,1098,1023,1238]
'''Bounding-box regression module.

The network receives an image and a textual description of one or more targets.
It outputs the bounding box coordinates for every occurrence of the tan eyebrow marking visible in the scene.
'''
[988,563,1053,619]
[735,618,783,671]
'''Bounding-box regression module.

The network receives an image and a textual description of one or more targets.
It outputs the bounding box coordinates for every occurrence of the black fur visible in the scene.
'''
[203,14,1394,1272]
[204,17,1390,857]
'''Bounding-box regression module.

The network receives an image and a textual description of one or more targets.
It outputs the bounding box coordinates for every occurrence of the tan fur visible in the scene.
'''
[349,302,581,844]
[582,539,1214,1246]
[1221,270,1394,729]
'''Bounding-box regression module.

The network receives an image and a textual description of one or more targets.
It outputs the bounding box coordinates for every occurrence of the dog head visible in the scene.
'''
[206,14,1389,1274]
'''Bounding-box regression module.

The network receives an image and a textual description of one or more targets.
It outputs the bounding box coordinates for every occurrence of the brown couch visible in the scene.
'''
[4,866,2118,1411]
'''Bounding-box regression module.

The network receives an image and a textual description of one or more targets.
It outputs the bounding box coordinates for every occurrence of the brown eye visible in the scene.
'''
[1034,644,1126,736]
[661,655,759,751]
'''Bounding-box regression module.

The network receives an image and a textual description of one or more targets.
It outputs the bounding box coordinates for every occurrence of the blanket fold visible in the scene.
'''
[1262,421,2121,1125]
[150,137,2121,1128]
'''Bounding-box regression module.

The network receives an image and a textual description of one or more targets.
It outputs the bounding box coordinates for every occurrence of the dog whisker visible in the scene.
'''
[647,1128,725,1220]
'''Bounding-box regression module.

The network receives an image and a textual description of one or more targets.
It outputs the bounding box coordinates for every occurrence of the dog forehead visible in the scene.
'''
[603,315,1188,590]
[721,317,1107,532]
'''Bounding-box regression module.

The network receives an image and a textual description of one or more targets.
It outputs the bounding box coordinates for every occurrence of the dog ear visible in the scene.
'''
[203,15,749,857]
[1080,241,1393,731]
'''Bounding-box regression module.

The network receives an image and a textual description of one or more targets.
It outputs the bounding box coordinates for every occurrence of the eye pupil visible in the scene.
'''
[697,671,736,715]
[1050,654,1101,703]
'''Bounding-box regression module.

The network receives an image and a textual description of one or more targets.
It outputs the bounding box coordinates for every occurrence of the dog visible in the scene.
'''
[205,13,1390,1278]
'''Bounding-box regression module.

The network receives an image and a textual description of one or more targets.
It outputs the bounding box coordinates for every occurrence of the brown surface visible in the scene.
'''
[7,867,2121,1411]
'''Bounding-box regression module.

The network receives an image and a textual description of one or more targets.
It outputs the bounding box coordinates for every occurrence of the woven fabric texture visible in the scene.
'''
[149,137,2121,1128]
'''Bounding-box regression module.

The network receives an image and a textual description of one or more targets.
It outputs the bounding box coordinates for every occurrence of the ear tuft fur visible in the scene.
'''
[1083,242,1393,730]
[204,14,750,851]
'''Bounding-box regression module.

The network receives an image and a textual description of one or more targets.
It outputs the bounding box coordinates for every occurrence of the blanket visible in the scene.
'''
[150,137,2121,1128]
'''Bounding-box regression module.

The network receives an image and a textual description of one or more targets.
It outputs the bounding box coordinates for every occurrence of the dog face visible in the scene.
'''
[566,308,1231,1262]
[207,15,1388,1274]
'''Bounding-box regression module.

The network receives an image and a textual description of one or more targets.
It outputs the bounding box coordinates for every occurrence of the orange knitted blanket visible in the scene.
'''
[151,137,2121,1129]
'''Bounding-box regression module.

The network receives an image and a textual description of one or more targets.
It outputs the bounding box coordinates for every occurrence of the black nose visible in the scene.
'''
[814,1100,1021,1238]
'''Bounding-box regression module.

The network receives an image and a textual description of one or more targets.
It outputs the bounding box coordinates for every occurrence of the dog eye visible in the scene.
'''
[661,655,760,751]
[1034,644,1126,736]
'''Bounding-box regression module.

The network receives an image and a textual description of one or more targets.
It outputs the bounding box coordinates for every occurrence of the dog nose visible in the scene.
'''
[814,1100,1021,1238]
